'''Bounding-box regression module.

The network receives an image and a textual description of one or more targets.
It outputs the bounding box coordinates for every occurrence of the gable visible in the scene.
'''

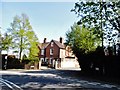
[45,40,65,49]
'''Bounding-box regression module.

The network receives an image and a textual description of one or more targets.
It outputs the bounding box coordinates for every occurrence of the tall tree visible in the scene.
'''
[0,29,2,69]
[0,29,2,55]
[8,14,39,60]
[108,0,120,33]
[71,0,120,47]
[0,29,1,50]
[66,23,100,57]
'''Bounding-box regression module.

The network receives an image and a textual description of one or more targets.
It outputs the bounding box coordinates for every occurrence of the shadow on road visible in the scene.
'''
[20,69,120,85]
[2,69,120,89]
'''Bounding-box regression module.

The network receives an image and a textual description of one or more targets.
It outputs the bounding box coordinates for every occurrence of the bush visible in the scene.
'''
[7,55,24,69]
[78,46,120,77]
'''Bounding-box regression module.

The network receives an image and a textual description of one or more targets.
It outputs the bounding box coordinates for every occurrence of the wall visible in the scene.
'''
[46,41,59,59]
[61,58,80,68]
[59,49,65,58]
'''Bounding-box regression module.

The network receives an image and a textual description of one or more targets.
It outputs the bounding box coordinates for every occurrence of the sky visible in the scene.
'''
[0,1,79,43]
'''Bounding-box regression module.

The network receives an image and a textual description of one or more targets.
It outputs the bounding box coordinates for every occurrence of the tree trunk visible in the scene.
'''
[19,37,23,60]
[19,48,22,60]
[100,0,104,48]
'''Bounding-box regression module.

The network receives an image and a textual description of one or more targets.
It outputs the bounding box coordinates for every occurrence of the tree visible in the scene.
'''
[8,14,39,60]
[108,0,120,33]
[0,29,2,52]
[0,29,2,68]
[27,31,39,62]
[1,33,12,54]
[66,23,100,57]
[71,0,120,47]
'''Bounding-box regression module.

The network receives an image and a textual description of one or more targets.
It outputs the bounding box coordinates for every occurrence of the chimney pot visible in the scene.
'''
[43,38,47,43]
[59,37,63,44]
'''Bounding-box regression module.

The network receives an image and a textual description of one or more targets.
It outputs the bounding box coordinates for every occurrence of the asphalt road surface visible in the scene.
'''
[0,69,120,90]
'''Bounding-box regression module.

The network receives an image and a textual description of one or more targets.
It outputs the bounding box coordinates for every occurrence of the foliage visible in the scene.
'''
[6,55,24,69]
[8,13,39,60]
[67,1,120,74]
[66,23,100,56]
[108,0,120,33]
[22,54,30,64]
[71,1,120,46]
[1,33,12,53]
[28,31,39,62]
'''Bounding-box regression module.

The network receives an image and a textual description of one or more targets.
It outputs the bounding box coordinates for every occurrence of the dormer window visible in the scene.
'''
[51,42,54,47]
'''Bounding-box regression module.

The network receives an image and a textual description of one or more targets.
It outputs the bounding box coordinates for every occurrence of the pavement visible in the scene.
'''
[1,66,81,72]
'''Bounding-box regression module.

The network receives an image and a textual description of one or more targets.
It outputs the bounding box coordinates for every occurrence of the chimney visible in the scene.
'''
[43,38,47,43]
[59,37,63,44]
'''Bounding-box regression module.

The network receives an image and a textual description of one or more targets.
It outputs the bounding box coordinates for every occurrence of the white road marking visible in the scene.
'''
[0,78,13,89]
[4,79,22,89]
[0,78,22,90]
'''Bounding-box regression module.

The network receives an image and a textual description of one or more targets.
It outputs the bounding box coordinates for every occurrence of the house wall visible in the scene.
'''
[47,41,59,67]
[59,49,65,58]
[39,48,46,58]
[61,58,80,68]
[46,41,59,59]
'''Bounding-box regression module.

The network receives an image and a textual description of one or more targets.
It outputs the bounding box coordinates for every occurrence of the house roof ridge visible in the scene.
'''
[38,42,50,49]
[52,40,65,49]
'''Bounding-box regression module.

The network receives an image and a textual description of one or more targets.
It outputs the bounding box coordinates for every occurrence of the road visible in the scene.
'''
[0,78,21,90]
[0,69,120,90]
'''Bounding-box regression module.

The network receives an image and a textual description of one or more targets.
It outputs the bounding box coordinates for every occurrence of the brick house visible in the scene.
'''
[38,38,49,66]
[38,37,80,69]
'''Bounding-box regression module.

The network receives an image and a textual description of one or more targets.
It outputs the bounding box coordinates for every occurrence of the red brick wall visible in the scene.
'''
[46,41,59,59]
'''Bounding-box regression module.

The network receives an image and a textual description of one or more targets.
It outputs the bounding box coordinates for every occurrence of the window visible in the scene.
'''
[41,49,44,55]
[51,42,54,47]
[50,48,53,55]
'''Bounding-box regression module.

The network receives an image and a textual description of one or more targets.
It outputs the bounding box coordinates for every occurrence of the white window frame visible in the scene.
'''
[50,48,53,55]
[41,49,44,55]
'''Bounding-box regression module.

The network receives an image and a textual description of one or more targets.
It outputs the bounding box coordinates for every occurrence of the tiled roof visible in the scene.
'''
[38,39,65,49]
[53,40,65,49]
[38,42,49,49]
